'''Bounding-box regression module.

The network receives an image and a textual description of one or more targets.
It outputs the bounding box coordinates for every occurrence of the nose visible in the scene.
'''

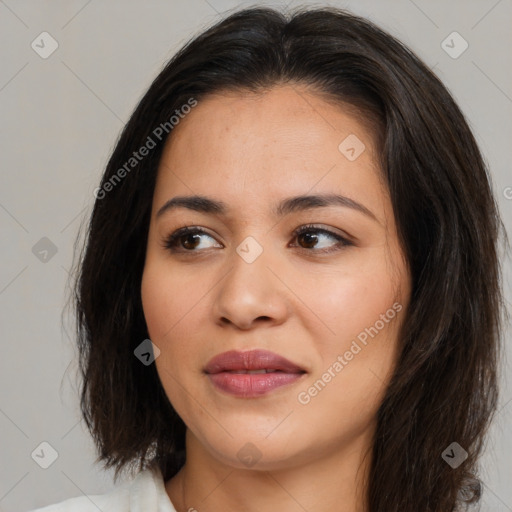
[212,249,290,331]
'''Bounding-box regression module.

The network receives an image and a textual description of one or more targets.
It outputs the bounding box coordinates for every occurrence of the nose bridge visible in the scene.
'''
[212,235,288,328]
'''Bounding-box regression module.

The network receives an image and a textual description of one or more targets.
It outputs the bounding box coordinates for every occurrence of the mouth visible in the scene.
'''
[204,349,307,397]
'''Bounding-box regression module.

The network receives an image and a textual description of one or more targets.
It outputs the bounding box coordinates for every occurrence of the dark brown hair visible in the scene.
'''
[71,6,508,511]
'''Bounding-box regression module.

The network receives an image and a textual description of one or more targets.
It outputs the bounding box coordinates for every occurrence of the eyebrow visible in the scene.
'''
[156,193,380,224]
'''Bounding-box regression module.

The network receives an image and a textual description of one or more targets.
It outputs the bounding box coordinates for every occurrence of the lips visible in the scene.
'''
[204,349,307,397]
[204,349,306,375]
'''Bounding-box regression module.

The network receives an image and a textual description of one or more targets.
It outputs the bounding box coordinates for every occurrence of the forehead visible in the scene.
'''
[152,85,387,223]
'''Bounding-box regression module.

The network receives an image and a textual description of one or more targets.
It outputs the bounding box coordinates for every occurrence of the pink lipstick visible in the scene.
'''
[204,349,306,397]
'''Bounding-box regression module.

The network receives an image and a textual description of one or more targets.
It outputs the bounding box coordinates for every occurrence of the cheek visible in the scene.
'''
[299,255,401,349]
[141,265,202,415]
[141,262,210,402]
[297,275,403,435]
[141,262,205,342]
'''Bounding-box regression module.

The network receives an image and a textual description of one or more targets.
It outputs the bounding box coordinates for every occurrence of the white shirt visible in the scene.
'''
[29,467,178,512]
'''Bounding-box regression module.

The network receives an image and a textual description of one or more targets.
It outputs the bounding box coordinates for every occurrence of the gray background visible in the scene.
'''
[0,0,511,511]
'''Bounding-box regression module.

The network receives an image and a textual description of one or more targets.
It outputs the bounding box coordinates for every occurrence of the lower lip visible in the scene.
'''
[207,372,305,397]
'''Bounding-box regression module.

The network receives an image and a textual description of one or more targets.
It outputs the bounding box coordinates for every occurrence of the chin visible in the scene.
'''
[197,430,313,471]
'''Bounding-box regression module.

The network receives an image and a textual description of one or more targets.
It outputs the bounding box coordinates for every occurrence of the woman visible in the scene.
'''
[31,5,507,512]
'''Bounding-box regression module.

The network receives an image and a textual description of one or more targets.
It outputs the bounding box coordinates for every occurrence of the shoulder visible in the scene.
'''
[28,466,176,512]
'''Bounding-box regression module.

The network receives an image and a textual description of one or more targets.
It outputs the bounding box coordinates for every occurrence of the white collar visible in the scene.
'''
[128,466,177,512]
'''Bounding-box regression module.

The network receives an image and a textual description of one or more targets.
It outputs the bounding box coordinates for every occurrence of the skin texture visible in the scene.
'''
[141,85,412,512]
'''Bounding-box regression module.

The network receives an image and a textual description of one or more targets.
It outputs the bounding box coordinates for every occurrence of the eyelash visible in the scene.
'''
[161,224,353,255]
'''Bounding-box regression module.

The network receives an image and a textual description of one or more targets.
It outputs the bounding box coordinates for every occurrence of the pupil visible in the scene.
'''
[301,232,317,248]
[183,234,200,249]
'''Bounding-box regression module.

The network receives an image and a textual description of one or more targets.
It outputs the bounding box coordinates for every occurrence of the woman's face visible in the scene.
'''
[141,85,411,471]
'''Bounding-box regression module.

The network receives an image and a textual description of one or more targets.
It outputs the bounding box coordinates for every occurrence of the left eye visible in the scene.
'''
[291,225,352,253]
[161,224,352,254]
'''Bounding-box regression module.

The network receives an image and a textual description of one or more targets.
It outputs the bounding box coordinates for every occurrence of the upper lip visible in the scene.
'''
[204,349,306,374]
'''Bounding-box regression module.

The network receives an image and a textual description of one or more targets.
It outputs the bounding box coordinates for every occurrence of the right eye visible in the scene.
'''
[161,226,222,253]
